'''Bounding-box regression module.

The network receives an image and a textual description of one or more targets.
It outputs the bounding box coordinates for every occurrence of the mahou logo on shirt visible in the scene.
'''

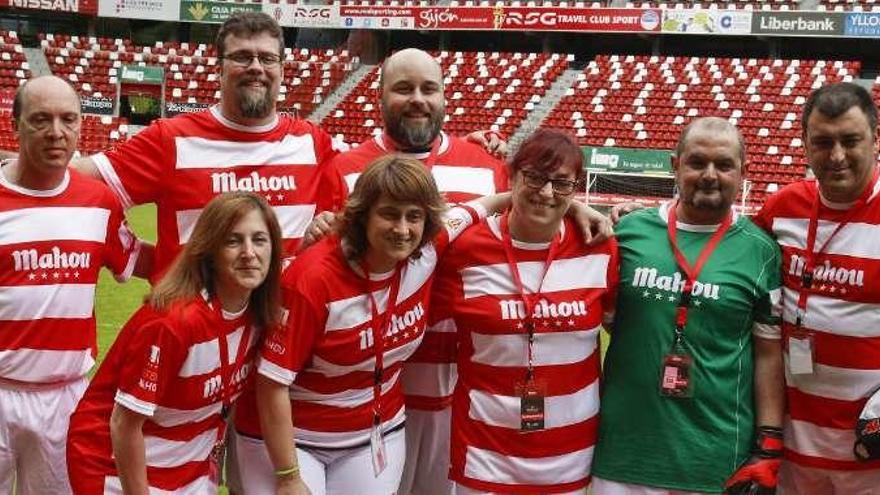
[211,171,297,194]
[11,246,91,271]
[499,298,588,321]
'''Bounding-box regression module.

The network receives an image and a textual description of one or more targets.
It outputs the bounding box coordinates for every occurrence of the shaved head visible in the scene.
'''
[379,48,442,91]
[379,49,445,151]
[675,116,746,165]
[13,75,79,122]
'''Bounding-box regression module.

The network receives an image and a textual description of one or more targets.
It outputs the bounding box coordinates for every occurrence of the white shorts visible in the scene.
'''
[399,408,453,495]
[0,377,88,495]
[592,477,713,495]
[234,427,406,495]
[778,460,880,495]
[454,483,586,495]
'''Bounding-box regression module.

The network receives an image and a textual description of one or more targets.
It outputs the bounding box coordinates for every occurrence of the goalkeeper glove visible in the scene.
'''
[723,426,783,495]
[855,387,880,461]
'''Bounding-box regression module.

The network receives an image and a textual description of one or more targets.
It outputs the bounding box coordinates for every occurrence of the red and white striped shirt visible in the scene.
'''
[0,164,139,384]
[320,131,509,412]
[67,295,259,493]
[754,175,880,471]
[439,215,617,493]
[320,132,508,213]
[241,205,482,447]
[93,107,344,282]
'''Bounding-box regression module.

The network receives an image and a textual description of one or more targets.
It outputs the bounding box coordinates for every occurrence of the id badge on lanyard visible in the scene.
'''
[787,180,872,375]
[661,203,732,399]
[500,215,560,432]
[362,260,403,477]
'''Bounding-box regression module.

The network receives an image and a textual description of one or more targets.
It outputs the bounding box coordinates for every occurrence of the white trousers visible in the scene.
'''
[592,477,713,495]
[0,377,87,495]
[778,461,880,495]
[234,428,406,495]
[399,408,453,495]
[455,483,586,494]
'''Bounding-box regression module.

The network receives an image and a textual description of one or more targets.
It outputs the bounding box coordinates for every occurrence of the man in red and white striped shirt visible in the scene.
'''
[0,76,142,494]
[73,12,345,283]
[754,82,880,493]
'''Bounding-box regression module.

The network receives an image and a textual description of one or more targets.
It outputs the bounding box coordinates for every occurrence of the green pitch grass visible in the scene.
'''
[94,204,156,366]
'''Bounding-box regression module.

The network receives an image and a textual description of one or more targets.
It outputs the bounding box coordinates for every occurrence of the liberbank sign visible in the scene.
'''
[751,12,844,37]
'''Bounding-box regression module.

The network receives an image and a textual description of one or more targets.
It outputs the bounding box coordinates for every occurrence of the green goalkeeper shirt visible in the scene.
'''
[592,205,781,493]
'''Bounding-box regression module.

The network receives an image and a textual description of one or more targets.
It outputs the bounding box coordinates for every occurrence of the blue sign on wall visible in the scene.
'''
[845,12,880,37]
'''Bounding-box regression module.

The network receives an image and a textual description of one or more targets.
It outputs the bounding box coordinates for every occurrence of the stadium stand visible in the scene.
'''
[321,50,570,145]
[0,31,30,92]
[819,0,880,11]
[40,34,357,117]
[541,54,860,208]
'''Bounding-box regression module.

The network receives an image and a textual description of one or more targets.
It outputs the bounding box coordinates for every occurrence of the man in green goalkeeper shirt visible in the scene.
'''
[592,117,785,495]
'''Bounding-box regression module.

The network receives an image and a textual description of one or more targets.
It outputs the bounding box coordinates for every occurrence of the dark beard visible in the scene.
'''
[383,104,443,151]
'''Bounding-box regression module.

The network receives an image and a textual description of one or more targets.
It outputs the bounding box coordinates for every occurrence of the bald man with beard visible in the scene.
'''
[318,48,508,495]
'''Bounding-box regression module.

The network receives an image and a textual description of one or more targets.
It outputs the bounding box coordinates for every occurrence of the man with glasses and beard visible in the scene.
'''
[72,12,345,283]
[315,48,509,495]
[591,117,785,495]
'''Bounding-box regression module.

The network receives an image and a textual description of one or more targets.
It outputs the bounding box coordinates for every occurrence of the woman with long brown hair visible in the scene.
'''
[66,192,284,494]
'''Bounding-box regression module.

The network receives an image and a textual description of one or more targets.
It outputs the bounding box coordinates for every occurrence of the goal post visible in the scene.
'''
[580,146,753,213]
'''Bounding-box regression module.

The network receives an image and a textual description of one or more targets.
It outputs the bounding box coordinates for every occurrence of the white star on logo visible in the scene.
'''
[265,195,272,202]
[517,322,524,329]
[41,273,48,279]
[53,272,60,279]
[28,273,36,280]
[694,300,702,306]
[643,290,650,298]
[829,286,837,293]
[568,319,575,326]
[668,295,676,302]
[555,320,562,327]
[276,194,284,201]
[73,271,80,278]
[841,288,848,295]
[655,293,663,300]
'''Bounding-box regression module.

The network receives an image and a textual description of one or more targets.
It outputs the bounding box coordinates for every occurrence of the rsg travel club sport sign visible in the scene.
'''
[334,6,661,32]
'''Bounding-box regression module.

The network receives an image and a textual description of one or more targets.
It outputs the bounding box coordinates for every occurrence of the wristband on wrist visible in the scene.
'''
[275,465,300,479]
[755,425,784,458]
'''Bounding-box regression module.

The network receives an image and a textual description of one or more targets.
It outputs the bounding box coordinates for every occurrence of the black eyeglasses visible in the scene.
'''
[222,51,282,68]
[520,169,580,195]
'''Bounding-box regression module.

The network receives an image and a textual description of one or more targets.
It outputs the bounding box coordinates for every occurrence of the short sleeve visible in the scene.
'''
[92,120,171,208]
[752,239,783,339]
[602,237,620,316]
[317,158,348,213]
[114,319,185,417]
[103,195,142,282]
[433,203,484,256]
[259,281,328,386]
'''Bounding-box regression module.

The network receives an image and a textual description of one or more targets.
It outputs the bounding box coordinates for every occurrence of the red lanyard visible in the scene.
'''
[795,174,876,328]
[381,132,442,169]
[666,202,733,337]
[361,260,403,426]
[499,214,561,380]
[210,297,253,420]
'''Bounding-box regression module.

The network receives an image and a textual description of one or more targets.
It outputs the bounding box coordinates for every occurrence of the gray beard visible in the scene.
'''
[238,87,274,118]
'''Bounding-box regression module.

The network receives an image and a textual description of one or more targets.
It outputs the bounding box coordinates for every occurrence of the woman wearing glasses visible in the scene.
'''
[434,129,619,494]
